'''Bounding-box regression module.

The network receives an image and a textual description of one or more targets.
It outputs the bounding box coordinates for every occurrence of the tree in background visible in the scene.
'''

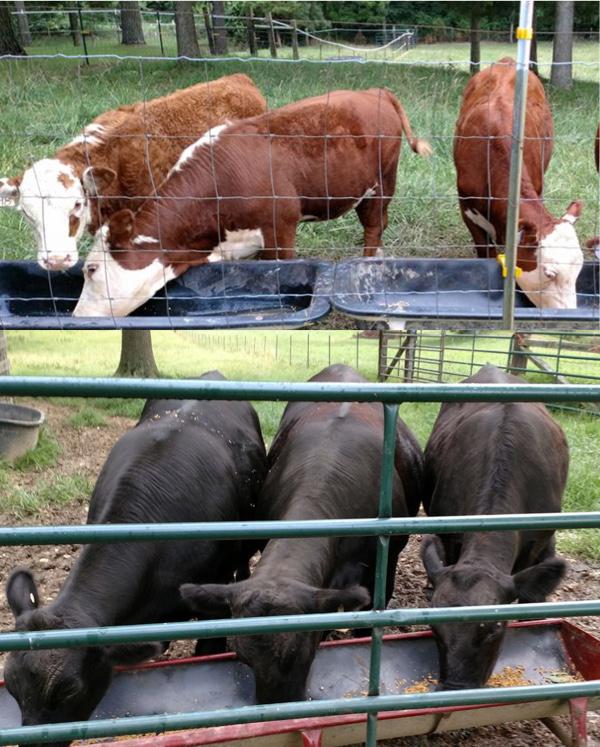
[175,0,201,57]
[13,1,31,46]
[114,331,159,378]
[551,0,574,89]
[212,1,229,54]
[0,1,25,54]
[120,0,145,45]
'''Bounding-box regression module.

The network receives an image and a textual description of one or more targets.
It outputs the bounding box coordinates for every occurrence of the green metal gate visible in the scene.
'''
[0,375,599,746]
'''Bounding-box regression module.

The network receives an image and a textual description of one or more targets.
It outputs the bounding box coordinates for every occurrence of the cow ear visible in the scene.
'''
[180,583,234,616]
[82,166,117,197]
[108,209,135,249]
[6,568,40,619]
[0,176,21,207]
[562,200,582,224]
[314,585,370,614]
[421,535,447,585]
[512,557,567,604]
[105,642,164,666]
[517,220,539,247]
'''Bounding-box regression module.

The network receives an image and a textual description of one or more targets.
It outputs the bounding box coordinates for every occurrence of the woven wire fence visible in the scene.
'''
[0,4,598,327]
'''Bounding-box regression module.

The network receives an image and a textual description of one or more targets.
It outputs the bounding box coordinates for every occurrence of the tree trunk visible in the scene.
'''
[69,10,82,46]
[469,6,481,76]
[175,0,200,58]
[211,1,228,55]
[0,1,25,54]
[13,0,30,46]
[550,0,574,89]
[114,331,159,378]
[120,0,145,45]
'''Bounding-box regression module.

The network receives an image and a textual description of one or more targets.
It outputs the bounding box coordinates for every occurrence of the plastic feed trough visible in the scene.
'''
[0,260,333,329]
[330,259,600,323]
[0,403,45,461]
[0,620,598,746]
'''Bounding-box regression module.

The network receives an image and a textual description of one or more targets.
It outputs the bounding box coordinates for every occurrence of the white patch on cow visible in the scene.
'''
[67,123,106,148]
[465,208,497,243]
[72,228,177,317]
[132,235,160,245]
[18,158,88,270]
[516,221,583,309]
[169,122,230,176]
[207,228,264,262]
[374,247,384,258]
[353,184,378,209]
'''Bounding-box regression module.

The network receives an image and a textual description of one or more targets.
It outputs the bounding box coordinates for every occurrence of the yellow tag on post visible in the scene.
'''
[516,27,533,40]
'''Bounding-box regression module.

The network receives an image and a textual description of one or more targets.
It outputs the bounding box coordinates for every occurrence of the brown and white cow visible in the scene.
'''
[73,88,431,317]
[0,74,266,271]
[454,57,583,309]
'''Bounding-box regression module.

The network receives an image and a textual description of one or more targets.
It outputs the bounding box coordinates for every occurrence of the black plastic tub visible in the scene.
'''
[0,403,44,461]
[0,260,334,329]
[330,258,600,325]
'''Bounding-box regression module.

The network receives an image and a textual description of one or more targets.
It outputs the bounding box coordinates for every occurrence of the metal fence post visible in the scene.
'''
[502,0,535,329]
[156,11,164,56]
[366,403,399,747]
[77,5,89,65]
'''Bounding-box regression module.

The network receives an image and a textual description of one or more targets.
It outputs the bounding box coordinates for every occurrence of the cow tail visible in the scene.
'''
[387,92,433,157]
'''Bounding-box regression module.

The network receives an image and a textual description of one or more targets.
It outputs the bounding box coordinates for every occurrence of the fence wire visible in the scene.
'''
[0,13,598,328]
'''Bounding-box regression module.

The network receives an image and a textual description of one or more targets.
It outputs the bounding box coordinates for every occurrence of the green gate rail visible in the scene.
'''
[0,375,598,747]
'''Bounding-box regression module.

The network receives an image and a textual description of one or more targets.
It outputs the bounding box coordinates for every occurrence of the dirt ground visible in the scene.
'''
[0,402,598,746]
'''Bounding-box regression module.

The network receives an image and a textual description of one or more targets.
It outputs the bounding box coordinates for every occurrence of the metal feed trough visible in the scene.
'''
[0,260,334,329]
[0,376,599,747]
[0,621,598,746]
[330,259,600,327]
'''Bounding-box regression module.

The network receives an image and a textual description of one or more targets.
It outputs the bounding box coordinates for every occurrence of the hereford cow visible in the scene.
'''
[0,74,266,271]
[4,374,267,739]
[420,364,568,691]
[454,58,583,309]
[182,364,424,704]
[72,89,432,317]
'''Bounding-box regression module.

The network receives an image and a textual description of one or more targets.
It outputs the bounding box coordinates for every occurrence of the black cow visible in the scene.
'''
[420,364,568,691]
[182,364,424,704]
[4,371,267,742]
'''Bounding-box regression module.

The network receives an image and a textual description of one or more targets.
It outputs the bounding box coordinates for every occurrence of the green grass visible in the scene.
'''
[0,42,597,261]
[10,425,61,471]
[0,473,93,518]
[4,328,600,560]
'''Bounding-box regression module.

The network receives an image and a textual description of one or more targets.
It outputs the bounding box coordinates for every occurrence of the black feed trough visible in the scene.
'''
[0,260,334,329]
[330,258,600,325]
[0,621,598,746]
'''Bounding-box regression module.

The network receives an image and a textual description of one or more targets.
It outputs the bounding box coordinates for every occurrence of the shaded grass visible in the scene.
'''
[0,473,93,519]
[67,405,107,428]
[9,426,60,472]
[1,45,597,262]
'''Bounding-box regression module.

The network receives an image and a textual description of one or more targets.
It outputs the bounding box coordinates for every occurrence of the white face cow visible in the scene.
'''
[516,204,584,310]
[72,224,177,318]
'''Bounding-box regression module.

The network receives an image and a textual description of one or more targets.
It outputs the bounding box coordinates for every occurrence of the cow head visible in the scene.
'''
[421,536,566,690]
[181,579,370,703]
[5,569,161,743]
[72,209,177,317]
[0,161,117,272]
[516,201,584,309]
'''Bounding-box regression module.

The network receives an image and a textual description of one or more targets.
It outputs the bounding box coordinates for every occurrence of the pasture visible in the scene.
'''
[2,328,599,561]
[1,42,598,263]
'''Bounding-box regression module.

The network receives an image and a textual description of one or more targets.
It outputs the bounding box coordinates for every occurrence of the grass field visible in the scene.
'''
[1,39,597,262]
[2,329,599,560]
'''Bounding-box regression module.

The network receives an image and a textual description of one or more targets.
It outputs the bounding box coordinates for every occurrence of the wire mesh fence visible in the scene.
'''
[0,5,598,327]
[378,328,600,414]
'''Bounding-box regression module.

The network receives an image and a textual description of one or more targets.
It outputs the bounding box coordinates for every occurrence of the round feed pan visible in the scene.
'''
[0,403,45,461]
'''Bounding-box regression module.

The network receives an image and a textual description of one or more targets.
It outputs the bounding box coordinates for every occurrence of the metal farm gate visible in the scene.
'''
[0,375,599,746]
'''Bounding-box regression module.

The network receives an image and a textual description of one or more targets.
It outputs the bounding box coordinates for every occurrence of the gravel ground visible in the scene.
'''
[0,402,598,745]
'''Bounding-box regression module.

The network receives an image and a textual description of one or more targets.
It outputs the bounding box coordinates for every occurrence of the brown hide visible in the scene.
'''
[106,88,430,271]
[454,58,558,272]
[55,74,266,232]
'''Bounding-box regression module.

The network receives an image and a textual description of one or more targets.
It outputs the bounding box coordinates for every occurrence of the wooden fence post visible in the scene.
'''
[203,6,215,55]
[291,19,299,59]
[266,12,277,57]
[247,7,257,55]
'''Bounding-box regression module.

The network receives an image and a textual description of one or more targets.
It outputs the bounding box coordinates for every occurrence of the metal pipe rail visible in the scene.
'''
[0,375,599,402]
[0,512,599,545]
[1,681,599,746]
[0,373,598,746]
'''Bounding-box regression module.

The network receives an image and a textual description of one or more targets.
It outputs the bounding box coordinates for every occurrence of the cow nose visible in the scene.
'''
[41,255,73,271]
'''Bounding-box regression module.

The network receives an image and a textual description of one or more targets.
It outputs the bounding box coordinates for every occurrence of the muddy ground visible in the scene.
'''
[0,402,598,746]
